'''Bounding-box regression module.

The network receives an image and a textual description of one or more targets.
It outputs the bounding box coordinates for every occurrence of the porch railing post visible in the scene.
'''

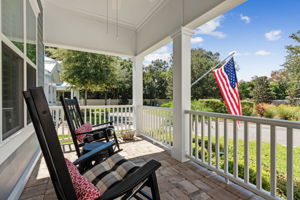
[132,55,144,133]
[171,27,194,162]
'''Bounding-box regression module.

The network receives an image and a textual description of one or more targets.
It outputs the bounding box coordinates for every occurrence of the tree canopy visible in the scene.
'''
[284,30,300,104]
[47,48,117,105]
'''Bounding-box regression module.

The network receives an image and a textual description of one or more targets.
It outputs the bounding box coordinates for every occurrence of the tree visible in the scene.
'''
[284,31,300,104]
[115,58,132,104]
[47,48,117,105]
[269,69,288,100]
[251,76,274,103]
[143,59,170,104]
[239,80,254,99]
[191,48,221,100]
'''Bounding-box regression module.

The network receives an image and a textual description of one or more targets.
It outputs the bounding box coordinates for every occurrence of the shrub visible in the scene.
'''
[263,104,277,118]
[255,103,266,117]
[198,99,228,113]
[277,104,299,120]
[241,100,255,116]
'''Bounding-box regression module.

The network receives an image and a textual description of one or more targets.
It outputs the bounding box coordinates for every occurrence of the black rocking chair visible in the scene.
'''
[23,87,161,200]
[60,96,121,158]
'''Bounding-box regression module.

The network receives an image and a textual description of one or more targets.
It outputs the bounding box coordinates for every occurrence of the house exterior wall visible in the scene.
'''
[0,0,44,199]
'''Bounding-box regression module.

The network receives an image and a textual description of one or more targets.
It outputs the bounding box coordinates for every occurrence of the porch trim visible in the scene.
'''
[8,149,41,200]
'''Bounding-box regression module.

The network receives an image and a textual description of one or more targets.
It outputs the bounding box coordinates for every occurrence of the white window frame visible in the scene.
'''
[0,0,40,163]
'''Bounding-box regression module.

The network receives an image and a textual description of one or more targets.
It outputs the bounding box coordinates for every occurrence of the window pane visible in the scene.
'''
[26,64,36,124]
[26,0,37,64]
[2,0,24,52]
[2,43,24,139]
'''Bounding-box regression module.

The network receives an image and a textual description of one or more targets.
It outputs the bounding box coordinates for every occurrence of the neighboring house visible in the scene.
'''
[44,56,79,105]
[44,56,61,105]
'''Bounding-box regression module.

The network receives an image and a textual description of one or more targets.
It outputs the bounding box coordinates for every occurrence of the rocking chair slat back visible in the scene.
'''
[23,87,77,200]
[60,96,85,157]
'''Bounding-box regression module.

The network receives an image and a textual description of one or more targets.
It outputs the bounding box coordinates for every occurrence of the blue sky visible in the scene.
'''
[144,0,300,81]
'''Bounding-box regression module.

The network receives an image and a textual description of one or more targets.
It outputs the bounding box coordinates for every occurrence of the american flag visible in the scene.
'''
[213,58,242,116]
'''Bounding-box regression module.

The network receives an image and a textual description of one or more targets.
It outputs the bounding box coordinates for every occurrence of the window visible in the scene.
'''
[26,64,36,124]
[2,43,24,139]
[26,0,37,64]
[2,0,24,52]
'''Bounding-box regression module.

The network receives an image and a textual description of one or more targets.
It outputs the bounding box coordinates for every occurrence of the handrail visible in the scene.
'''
[142,106,173,111]
[185,110,300,129]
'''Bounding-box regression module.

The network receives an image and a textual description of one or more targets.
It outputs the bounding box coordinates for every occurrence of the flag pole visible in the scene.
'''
[191,51,236,87]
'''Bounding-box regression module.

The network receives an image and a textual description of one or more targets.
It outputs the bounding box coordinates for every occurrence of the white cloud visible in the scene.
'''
[240,14,251,23]
[265,30,282,41]
[195,16,226,38]
[144,45,171,65]
[255,50,271,56]
[191,37,204,44]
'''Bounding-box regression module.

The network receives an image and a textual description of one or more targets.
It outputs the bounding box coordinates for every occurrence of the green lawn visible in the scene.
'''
[192,135,300,199]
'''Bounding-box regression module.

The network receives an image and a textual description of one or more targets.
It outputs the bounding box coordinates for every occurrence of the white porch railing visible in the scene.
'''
[140,106,173,149]
[185,110,300,200]
[49,105,133,149]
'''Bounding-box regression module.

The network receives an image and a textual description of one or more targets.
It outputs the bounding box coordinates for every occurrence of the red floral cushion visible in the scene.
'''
[65,158,101,200]
[75,123,93,143]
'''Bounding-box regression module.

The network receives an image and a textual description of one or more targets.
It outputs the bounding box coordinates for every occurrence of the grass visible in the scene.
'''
[191,135,300,199]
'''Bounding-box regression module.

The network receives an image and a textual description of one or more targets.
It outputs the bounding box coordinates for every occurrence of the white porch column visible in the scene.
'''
[132,56,144,133]
[171,27,194,162]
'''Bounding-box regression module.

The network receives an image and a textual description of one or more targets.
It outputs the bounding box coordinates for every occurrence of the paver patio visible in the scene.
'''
[20,137,264,200]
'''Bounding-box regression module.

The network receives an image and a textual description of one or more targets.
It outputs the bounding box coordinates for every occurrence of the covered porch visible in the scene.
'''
[17,0,299,199]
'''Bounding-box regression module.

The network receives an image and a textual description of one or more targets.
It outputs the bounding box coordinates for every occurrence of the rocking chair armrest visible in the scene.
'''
[76,129,106,136]
[73,142,115,165]
[99,160,161,200]
[92,121,113,128]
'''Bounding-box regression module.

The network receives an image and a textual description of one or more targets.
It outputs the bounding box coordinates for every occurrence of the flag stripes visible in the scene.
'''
[213,58,242,116]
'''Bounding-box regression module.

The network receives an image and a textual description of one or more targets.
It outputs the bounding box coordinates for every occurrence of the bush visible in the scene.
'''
[276,104,300,120]
[197,99,228,113]
[264,104,277,118]
[241,100,255,116]
[255,103,266,117]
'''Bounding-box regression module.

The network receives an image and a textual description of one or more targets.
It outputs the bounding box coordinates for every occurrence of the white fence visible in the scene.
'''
[49,105,133,149]
[140,106,173,149]
[185,110,300,200]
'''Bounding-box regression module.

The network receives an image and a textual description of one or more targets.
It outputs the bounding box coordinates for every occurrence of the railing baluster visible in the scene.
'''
[216,117,219,169]
[244,121,249,184]
[189,114,192,157]
[195,115,199,160]
[84,108,87,123]
[270,125,276,197]
[94,108,96,125]
[287,127,294,200]
[201,115,205,162]
[256,123,262,190]
[208,117,212,165]
[233,120,238,178]
[224,118,228,176]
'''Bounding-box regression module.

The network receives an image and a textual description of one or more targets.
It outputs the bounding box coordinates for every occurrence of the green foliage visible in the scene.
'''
[251,76,274,103]
[143,59,170,100]
[191,49,221,99]
[239,81,254,99]
[47,48,117,105]
[161,99,254,116]
[263,104,277,118]
[284,31,300,104]
[276,104,300,120]
[240,101,255,116]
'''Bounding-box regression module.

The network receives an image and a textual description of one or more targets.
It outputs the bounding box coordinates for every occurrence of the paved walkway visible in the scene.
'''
[20,137,264,200]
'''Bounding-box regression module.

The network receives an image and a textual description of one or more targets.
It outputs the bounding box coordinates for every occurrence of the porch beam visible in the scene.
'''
[171,27,194,162]
[132,56,144,133]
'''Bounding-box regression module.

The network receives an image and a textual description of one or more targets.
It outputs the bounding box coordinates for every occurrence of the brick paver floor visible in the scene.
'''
[20,137,264,200]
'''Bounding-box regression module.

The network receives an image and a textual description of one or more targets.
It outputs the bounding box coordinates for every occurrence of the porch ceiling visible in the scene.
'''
[43,0,245,57]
